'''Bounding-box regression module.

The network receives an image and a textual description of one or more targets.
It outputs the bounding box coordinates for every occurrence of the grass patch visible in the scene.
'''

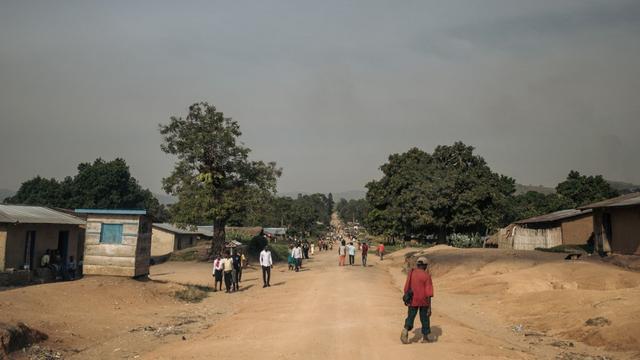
[269,243,291,262]
[174,284,213,303]
[169,248,199,261]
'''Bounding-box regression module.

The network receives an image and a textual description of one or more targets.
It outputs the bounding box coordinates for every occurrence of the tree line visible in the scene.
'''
[361,142,620,243]
[4,158,169,221]
[5,101,623,253]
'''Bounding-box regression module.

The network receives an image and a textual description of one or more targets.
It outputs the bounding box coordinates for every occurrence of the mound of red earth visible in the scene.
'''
[0,322,47,359]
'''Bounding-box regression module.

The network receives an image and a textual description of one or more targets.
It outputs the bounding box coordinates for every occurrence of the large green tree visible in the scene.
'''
[336,198,370,225]
[159,102,281,256]
[5,158,168,220]
[556,170,619,207]
[365,142,515,242]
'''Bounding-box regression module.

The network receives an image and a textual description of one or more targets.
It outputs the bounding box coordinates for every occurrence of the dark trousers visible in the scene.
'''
[262,266,271,286]
[295,258,301,271]
[224,271,233,292]
[362,255,367,266]
[233,269,240,289]
[349,255,355,265]
[404,306,431,335]
[237,267,243,282]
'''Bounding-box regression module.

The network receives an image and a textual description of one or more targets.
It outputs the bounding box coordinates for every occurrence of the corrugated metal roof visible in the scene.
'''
[75,209,146,215]
[153,223,201,235]
[197,226,213,237]
[0,205,86,225]
[515,209,592,225]
[580,192,640,209]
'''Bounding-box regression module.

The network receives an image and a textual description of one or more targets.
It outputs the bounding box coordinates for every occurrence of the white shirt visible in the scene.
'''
[260,250,273,267]
[213,258,223,274]
[347,245,356,256]
[293,247,303,259]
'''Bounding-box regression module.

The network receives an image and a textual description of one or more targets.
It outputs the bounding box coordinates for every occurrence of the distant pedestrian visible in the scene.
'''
[338,240,346,266]
[401,257,434,344]
[212,254,223,292]
[231,251,242,291]
[222,252,234,293]
[287,244,295,271]
[361,242,369,267]
[302,241,310,259]
[347,242,356,265]
[293,243,303,272]
[311,243,315,256]
[260,246,273,287]
[378,243,385,261]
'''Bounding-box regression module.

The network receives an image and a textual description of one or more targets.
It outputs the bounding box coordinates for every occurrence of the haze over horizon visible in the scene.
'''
[1,1,639,196]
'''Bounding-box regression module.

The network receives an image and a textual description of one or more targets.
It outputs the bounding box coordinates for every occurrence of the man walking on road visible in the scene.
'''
[259,246,273,287]
[222,252,234,293]
[361,241,369,266]
[293,243,303,272]
[401,257,434,344]
[347,242,356,266]
[378,243,385,261]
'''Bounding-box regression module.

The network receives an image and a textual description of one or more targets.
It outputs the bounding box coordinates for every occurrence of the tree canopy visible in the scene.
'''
[4,158,168,220]
[159,102,281,255]
[556,170,619,207]
[365,142,515,242]
[336,198,369,225]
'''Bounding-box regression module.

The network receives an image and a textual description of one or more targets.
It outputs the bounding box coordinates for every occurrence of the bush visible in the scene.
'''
[449,233,483,248]
[270,243,290,262]
[248,235,268,258]
[174,284,212,303]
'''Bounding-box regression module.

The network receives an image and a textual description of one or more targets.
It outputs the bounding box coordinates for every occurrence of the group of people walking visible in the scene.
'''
[212,250,246,293]
[336,239,385,267]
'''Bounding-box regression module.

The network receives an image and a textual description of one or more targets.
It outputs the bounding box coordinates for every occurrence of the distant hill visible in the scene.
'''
[279,190,366,201]
[154,192,177,205]
[607,180,640,194]
[514,184,555,195]
[0,189,15,202]
[333,190,366,201]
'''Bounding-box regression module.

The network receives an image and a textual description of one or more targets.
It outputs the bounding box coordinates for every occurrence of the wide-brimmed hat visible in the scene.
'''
[416,257,429,265]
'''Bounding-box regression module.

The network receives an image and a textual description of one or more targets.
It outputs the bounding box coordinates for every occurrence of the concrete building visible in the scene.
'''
[151,223,200,257]
[0,205,85,272]
[581,193,640,255]
[492,209,593,250]
[76,209,151,277]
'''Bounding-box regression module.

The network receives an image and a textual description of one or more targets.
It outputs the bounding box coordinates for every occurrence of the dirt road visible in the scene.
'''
[144,249,578,360]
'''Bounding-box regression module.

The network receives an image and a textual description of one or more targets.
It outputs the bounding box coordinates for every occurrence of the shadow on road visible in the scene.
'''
[410,326,442,343]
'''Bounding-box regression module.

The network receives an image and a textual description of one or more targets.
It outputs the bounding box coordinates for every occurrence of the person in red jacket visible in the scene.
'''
[401,256,434,344]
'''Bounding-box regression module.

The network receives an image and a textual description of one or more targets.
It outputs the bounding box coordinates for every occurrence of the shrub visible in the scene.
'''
[449,233,483,248]
[248,235,268,258]
[174,284,212,303]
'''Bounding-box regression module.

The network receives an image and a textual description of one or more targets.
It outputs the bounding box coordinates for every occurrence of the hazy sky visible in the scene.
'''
[1,0,639,195]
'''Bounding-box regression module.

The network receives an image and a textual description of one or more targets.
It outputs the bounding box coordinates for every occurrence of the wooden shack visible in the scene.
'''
[151,223,200,257]
[0,205,85,273]
[76,209,151,277]
[581,193,640,255]
[492,209,593,250]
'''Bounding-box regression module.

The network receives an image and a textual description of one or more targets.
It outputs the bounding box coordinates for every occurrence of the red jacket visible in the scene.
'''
[403,268,434,307]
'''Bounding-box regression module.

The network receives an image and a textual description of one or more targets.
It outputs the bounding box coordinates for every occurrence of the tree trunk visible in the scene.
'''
[437,228,447,244]
[211,218,226,258]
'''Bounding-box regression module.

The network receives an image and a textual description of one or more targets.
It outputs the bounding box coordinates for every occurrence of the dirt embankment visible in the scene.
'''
[393,246,640,354]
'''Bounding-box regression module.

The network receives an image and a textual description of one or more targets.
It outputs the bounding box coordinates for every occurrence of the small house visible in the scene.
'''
[580,192,640,255]
[76,209,151,277]
[0,205,85,272]
[493,209,593,250]
[151,223,200,257]
[263,227,287,242]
